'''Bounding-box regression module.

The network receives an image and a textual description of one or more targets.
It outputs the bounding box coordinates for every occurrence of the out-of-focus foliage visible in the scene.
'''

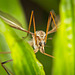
[0,0,45,75]
[31,0,60,13]
[53,0,74,75]
[0,0,74,75]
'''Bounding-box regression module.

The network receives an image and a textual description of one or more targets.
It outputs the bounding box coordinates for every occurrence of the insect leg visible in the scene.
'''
[0,52,11,54]
[43,53,54,58]
[48,11,58,34]
[0,52,13,75]
[50,11,57,30]
[1,59,13,75]
[45,11,52,43]
[23,10,34,39]
[50,10,56,28]
[32,11,37,45]
[42,52,54,58]
[23,10,37,45]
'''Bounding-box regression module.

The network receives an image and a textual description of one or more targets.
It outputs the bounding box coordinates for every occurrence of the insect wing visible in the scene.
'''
[48,15,60,34]
[0,11,33,35]
[0,11,23,27]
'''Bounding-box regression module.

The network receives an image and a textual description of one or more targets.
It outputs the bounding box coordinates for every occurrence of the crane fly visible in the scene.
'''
[0,10,58,75]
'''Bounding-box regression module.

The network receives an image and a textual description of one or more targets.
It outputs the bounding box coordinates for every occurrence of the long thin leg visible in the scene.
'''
[26,10,37,44]
[50,10,56,28]
[1,59,13,75]
[43,53,55,58]
[48,11,58,34]
[0,52,11,54]
[0,52,13,75]
[45,11,58,42]
[23,11,34,39]
[51,15,60,29]
[23,10,37,45]
[28,11,34,35]
[22,10,37,45]
[50,10,56,19]
[50,11,57,30]
[33,12,37,45]
[45,11,52,43]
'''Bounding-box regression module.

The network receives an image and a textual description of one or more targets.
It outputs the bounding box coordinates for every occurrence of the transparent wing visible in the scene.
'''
[0,11,33,35]
[51,15,60,28]
[48,15,60,34]
[0,11,22,27]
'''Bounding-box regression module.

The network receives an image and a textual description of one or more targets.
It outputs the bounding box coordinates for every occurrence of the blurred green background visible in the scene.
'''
[0,0,74,75]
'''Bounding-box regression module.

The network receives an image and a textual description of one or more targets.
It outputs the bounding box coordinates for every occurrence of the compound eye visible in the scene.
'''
[39,42,42,46]
[44,42,46,45]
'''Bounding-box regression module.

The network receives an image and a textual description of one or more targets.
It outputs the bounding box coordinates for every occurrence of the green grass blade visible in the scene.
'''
[53,0,74,75]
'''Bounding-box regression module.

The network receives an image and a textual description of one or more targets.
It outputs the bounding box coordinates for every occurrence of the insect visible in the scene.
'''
[0,10,58,75]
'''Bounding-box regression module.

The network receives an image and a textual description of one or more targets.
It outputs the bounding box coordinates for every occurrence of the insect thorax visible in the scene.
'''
[32,31,46,53]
